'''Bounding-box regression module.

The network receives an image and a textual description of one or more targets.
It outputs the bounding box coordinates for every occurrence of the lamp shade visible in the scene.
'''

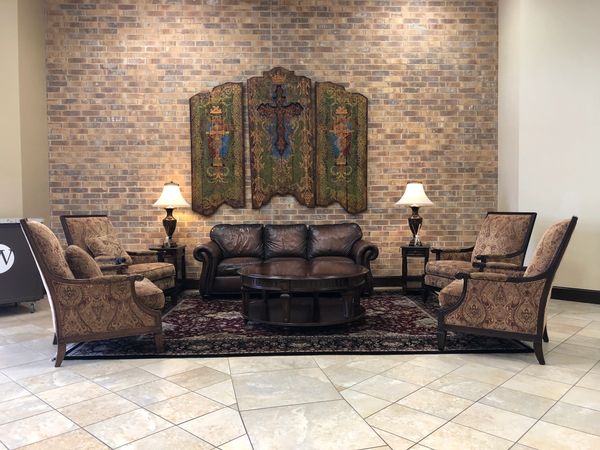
[395,182,433,207]
[153,182,190,209]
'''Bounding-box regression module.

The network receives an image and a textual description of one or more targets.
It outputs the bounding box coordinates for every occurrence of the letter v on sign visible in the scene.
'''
[0,244,15,274]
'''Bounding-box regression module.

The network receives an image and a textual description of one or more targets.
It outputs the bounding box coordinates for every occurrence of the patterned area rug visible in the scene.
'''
[65,292,531,359]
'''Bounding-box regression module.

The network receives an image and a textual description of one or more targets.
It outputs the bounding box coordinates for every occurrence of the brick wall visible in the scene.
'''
[46,0,498,279]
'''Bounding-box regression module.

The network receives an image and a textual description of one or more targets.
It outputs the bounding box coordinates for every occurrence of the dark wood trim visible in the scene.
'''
[551,286,600,304]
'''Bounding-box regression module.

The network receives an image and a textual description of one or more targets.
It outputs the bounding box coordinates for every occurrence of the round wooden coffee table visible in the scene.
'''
[238,260,368,327]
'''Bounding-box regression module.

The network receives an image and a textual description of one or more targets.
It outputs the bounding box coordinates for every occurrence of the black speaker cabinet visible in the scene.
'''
[0,221,45,312]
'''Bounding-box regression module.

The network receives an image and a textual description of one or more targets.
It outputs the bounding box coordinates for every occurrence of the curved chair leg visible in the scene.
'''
[543,326,549,343]
[52,333,57,345]
[154,332,165,353]
[533,338,545,365]
[422,286,430,303]
[437,330,447,351]
[54,343,66,367]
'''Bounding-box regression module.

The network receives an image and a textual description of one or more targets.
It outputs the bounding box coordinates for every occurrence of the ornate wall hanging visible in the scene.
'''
[247,67,315,208]
[315,82,368,214]
[190,82,244,216]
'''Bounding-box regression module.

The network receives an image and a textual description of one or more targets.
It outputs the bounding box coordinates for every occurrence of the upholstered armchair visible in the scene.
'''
[423,212,537,299]
[21,219,165,367]
[60,215,175,293]
[437,217,577,365]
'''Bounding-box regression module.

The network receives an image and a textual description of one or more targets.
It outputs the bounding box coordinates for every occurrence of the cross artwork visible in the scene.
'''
[257,84,304,157]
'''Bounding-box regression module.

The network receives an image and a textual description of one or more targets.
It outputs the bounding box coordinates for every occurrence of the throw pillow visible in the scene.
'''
[85,234,133,265]
[65,245,103,279]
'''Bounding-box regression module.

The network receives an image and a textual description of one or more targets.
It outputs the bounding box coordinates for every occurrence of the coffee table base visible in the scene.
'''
[241,290,365,327]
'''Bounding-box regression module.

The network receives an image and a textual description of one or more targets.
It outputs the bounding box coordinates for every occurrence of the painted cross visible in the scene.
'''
[257,85,303,157]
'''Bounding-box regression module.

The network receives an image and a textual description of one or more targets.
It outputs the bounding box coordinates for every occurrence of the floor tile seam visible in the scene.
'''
[155,374,229,393]
[146,402,229,428]
[14,373,86,395]
[136,362,207,379]
[228,364,323,377]
[372,426,416,448]
[230,409,254,450]
[237,397,345,414]
[10,428,99,450]
[540,405,600,437]
[112,424,213,450]
[444,414,526,446]
[391,392,474,422]
[347,392,392,421]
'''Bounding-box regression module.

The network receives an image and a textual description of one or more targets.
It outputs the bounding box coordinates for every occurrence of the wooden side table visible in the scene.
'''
[149,245,186,300]
[401,245,430,294]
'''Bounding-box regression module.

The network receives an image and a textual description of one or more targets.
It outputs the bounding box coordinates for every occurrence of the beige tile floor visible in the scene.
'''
[1,295,600,449]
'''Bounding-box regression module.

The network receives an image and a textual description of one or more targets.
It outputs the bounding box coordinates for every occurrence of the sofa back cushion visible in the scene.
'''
[307,223,362,258]
[210,224,263,258]
[264,224,307,259]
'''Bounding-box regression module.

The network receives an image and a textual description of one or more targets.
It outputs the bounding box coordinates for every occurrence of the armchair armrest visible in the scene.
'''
[474,261,527,277]
[431,246,474,261]
[351,239,379,267]
[94,256,128,275]
[127,249,158,264]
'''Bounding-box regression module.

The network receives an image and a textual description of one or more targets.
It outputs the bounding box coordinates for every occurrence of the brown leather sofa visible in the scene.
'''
[194,223,379,298]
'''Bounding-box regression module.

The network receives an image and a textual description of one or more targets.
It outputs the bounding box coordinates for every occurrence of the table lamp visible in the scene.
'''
[153,181,190,247]
[395,182,433,246]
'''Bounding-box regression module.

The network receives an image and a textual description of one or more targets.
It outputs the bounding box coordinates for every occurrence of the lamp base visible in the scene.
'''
[408,206,423,246]
[162,208,177,247]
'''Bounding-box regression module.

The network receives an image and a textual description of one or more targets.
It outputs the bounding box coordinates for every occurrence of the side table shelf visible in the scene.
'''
[401,245,430,294]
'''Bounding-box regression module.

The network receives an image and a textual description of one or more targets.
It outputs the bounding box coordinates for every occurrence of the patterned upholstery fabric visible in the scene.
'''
[86,235,133,265]
[134,278,165,310]
[149,277,175,291]
[435,248,472,261]
[65,245,102,279]
[524,219,571,277]
[471,214,533,264]
[49,276,160,337]
[125,263,175,282]
[444,277,547,334]
[26,221,74,279]
[483,262,526,277]
[129,252,158,264]
[424,274,453,290]
[426,260,473,279]
[63,216,115,252]
[438,280,464,307]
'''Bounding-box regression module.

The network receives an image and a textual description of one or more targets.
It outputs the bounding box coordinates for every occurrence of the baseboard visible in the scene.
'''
[551,286,600,305]
[373,276,403,287]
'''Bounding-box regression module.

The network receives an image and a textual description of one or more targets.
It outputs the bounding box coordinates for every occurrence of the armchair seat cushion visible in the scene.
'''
[135,278,165,310]
[217,257,262,276]
[438,280,464,307]
[126,263,175,283]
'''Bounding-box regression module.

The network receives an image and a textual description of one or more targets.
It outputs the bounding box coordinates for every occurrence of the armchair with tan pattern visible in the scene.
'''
[60,215,176,294]
[21,219,165,367]
[423,212,537,299]
[436,217,577,365]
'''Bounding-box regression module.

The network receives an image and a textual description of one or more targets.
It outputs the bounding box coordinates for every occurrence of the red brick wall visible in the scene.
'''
[46,0,498,279]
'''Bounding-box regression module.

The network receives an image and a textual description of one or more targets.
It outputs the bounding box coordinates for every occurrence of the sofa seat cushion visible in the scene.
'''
[264,257,306,264]
[439,280,465,307]
[126,263,175,282]
[217,257,262,276]
[264,224,307,259]
[134,278,165,310]
[210,224,263,258]
[312,256,354,264]
[308,223,362,258]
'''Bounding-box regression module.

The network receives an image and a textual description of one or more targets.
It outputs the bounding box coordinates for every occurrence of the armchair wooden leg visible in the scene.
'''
[54,343,66,367]
[154,332,165,353]
[437,330,447,351]
[533,338,545,365]
[543,326,549,343]
[422,286,430,303]
[52,333,57,345]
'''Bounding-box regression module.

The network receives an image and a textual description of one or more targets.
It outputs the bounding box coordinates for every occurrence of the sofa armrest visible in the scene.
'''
[94,256,128,275]
[431,246,474,261]
[351,239,379,267]
[127,249,158,264]
[194,241,223,297]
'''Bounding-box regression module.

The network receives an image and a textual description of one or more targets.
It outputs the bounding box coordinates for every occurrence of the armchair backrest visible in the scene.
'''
[472,212,537,264]
[60,214,115,254]
[524,217,577,278]
[21,219,74,281]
